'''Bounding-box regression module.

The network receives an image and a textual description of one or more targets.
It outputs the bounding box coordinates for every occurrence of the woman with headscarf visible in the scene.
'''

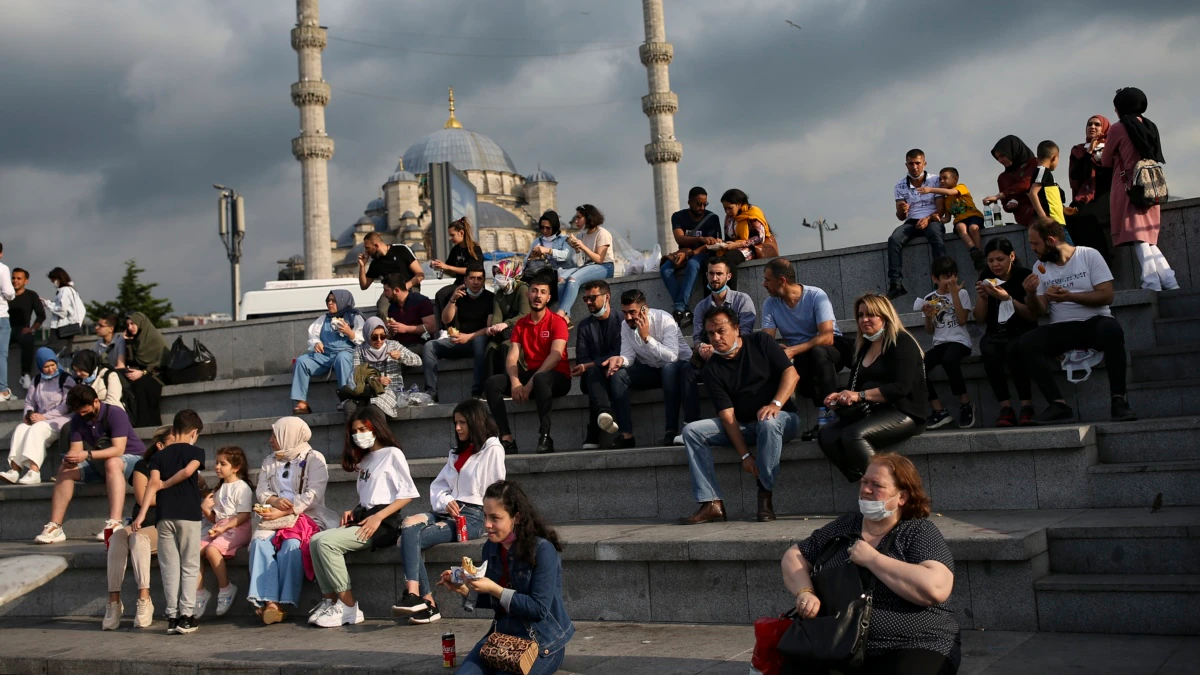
[982,136,1040,227]
[338,316,421,418]
[715,189,773,290]
[1067,115,1114,261]
[1,348,74,485]
[70,349,125,411]
[291,290,364,415]
[123,312,167,427]
[247,417,339,625]
[1102,87,1178,291]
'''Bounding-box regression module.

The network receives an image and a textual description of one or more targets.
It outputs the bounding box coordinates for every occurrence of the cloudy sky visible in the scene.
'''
[3,0,1199,314]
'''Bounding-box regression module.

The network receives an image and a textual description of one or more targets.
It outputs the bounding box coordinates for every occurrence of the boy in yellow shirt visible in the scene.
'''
[917,167,987,270]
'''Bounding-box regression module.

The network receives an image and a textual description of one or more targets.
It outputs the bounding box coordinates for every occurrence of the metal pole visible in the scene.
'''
[818,224,825,252]
[215,186,245,320]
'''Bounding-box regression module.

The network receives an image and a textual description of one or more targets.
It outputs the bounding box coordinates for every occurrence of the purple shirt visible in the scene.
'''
[23,375,74,433]
[69,403,147,455]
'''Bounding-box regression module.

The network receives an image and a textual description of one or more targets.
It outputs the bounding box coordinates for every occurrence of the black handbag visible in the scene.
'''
[834,350,873,425]
[778,529,898,670]
[163,337,218,385]
[55,323,82,339]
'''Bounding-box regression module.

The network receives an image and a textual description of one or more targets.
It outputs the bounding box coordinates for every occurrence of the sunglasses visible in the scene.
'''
[282,461,291,479]
[369,334,387,343]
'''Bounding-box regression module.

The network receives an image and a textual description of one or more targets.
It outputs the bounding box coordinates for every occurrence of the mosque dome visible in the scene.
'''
[400,210,418,219]
[526,169,556,183]
[477,202,527,230]
[400,87,518,175]
[366,196,386,212]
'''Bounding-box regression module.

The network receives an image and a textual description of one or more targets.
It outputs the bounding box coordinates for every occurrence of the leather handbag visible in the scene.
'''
[163,337,218,385]
[55,323,82,339]
[752,234,780,260]
[777,530,897,670]
[834,350,872,425]
[480,621,539,674]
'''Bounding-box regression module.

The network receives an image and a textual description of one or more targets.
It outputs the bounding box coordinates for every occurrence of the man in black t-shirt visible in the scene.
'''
[659,187,723,326]
[358,232,425,317]
[680,306,801,525]
[423,262,494,400]
[8,268,45,390]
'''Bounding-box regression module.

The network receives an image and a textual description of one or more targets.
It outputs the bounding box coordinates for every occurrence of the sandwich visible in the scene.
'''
[447,326,460,337]
[461,556,478,576]
[253,503,271,514]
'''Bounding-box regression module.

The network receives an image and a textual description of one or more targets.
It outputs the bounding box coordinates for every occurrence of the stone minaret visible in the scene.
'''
[640,0,682,254]
[291,0,335,279]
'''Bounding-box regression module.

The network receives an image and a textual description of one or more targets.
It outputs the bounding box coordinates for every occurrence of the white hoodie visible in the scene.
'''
[428,436,506,513]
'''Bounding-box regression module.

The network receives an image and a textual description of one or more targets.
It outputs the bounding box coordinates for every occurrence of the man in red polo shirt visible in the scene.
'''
[483,276,571,455]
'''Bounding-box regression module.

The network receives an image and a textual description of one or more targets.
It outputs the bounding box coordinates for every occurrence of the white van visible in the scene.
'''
[239,275,454,321]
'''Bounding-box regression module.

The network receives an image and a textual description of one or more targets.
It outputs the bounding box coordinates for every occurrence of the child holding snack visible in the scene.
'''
[914,256,975,430]
[194,446,253,617]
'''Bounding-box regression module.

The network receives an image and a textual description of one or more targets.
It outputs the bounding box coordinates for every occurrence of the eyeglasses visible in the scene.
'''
[581,294,603,302]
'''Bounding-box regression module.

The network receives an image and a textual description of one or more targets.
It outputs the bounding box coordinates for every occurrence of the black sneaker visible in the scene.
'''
[166,618,178,635]
[391,592,428,616]
[886,282,907,300]
[500,438,518,455]
[1111,396,1138,422]
[611,436,636,449]
[958,403,976,429]
[801,423,820,442]
[926,409,952,429]
[673,310,693,329]
[174,615,198,634]
[535,433,555,455]
[661,432,678,447]
[408,603,442,625]
[1031,401,1074,425]
[996,406,1017,427]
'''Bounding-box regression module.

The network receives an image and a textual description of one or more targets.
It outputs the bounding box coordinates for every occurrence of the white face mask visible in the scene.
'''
[713,337,740,357]
[862,326,885,342]
[589,298,609,317]
[493,276,514,294]
[352,431,376,449]
[858,494,900,521]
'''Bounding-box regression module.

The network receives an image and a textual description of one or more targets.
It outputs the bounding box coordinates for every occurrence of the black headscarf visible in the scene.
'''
[991,136,1034,172]
[1113,87,1165,163]
[539,210,561,236]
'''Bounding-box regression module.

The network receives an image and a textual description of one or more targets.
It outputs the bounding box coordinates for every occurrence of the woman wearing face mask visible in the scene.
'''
[291,290,365,416]
[523,211,573,279]
[122,311,168,428]
[781,453,960,674]
[308,406,417,628]
[43,267,86,352]
[1,348,75,485]
[438,480,574,674]
[981,135,1040,227]
[818,294,926,483]
[972,238,1037,427]
[71,350,125,410]
[247,416,339,625]
[338,317,421,419]
[392,399,506,625]
[485,259,531,378]
[1066,115,1114,261]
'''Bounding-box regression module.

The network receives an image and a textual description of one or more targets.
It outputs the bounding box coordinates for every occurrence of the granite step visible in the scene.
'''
[1087,459,1200,508]
[1157,288,1200,319]
[1095,417,1200,464]
[1153,317,1200,347]
[1046,507,1200,576]
[1034,573,1200,635]
[1129,344,1200,384]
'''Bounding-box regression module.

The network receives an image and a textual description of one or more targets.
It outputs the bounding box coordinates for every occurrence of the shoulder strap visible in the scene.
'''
[863,527,900,595]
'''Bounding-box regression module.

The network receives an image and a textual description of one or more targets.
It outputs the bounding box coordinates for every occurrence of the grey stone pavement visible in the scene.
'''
[0,617,1197,674]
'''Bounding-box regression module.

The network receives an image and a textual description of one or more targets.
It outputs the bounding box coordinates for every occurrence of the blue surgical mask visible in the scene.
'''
[858,494,900,521]
[84,369,98,384]
[711,284,729,297]
[863,327,885,342]
[41,370,57,381]
[466,286,483,299]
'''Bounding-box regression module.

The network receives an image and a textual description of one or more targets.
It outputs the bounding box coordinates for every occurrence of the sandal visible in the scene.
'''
[262,605,286,625]
[292,402,312,415]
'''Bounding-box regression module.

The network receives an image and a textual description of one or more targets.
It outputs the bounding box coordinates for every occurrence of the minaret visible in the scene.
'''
[640,0,682,254]
[291,0,335,279]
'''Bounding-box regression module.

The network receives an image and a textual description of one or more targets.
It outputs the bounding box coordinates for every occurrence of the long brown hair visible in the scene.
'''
[450,217,480,260]
[868,453,931,520]
[483,480,561,565]
[341,405,401,472]
[453,399,499,454]
[216,446,253,488]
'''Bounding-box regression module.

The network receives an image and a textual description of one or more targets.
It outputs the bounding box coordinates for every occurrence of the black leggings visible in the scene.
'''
[785,648,957,675]
[484,367,572,437]
[979,332,1031,404]
[923,342,970,403]
[818,407,923,482]
[1017,316,1127,402]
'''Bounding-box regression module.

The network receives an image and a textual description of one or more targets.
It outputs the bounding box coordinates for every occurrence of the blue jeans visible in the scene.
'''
[247,536,304,607]
[610,360,695,436]
[887,219,946,281]
[423,334,489,398]
[78,453,139,484]
[290,349,354,402]
[660,254,707,312]
[557,263,614,313]
[400,504,485,596]
[681,412,801,502]
[458,641,565,675]
[0,317,10,393]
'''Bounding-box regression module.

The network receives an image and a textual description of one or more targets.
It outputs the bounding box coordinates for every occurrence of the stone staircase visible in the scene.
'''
[2,214,1199,638]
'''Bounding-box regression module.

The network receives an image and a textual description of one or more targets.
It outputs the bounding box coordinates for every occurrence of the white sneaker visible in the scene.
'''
[34,522,65,544]
[0,469,19,484]
[314,599,364,627]
[0,391,11,402]
[672,435,684,446]
[19,374,33,391]
[307,598,335,625]
[194,588,212,617]
[102,600,123,630]
[597,412,619,434]
[134,598,154,628]
[96,519,123,542]
[17,471,41,485]
[215,584,237,617]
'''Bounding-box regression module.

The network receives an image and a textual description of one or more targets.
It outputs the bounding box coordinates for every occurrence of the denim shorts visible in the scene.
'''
[78,453,139,484]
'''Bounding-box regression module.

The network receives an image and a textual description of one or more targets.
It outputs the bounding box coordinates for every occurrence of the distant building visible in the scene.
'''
[174,313,234,326]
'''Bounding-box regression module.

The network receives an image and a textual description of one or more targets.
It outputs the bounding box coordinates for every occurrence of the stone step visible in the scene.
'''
[0,426,1102,542]
[0,509,1081,632]
[1153,317,1200,347]
[1088,459,1200,508]
[1034,573,1200,635]
[1157,288,1200,319]
[1095,417,1200,464]
[1129,344,1200,384]
[1045,507,1200,576]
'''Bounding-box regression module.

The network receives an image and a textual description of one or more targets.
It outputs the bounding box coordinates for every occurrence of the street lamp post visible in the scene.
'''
[214,184,246,320]
[801,217,839,252]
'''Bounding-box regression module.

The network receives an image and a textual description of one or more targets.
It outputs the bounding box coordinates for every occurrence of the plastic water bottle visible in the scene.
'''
[982,206,994,228]
[817,406,829,428]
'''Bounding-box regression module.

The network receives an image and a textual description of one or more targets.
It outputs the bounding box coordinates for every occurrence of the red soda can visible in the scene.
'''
[103,526,114,550]
[442,632,456,667]
[456,515,468,542]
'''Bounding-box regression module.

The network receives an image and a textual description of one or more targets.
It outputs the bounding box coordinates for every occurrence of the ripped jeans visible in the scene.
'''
[400,504,485,597]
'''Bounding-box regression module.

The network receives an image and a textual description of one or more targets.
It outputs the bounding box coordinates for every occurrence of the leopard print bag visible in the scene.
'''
[479,624,539,674]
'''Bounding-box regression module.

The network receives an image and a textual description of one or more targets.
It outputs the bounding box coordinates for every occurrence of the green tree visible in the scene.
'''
[86,259,174,327]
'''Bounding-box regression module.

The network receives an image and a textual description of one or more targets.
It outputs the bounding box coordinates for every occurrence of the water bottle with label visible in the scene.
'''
[982,205,994,228]
[817,406,829,428]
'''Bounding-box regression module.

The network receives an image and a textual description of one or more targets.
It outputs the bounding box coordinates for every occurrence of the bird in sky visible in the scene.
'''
[785,20,801,30]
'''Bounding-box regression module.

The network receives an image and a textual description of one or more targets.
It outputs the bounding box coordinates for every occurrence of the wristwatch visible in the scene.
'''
[86,450,93,462]
[858,391,866,403]
[771,399,783,408]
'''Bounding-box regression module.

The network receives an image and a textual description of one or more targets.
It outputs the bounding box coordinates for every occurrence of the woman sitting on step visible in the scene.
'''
[819,293,926,483]
[247,416,339,625]
[123,312,169,428]
[337,316,421,419]
[70,350,125,411]
[1,348,75,486]
[392,399,506,625]
[780,453,960,674]
[291,290,365,416]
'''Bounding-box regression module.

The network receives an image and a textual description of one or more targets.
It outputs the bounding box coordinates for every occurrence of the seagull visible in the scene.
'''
[785,20,801,30]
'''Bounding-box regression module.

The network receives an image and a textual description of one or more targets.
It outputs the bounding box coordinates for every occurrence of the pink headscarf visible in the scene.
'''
[1069,115,1111,204]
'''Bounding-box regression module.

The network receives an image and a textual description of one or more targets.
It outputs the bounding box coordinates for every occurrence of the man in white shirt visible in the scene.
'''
[603,289,693,447]
[887,149,946,299]
[1018,218,1136,424]
[0,242,17,401]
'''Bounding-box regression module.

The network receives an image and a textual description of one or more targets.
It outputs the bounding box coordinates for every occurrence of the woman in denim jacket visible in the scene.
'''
[440,480,574,674]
